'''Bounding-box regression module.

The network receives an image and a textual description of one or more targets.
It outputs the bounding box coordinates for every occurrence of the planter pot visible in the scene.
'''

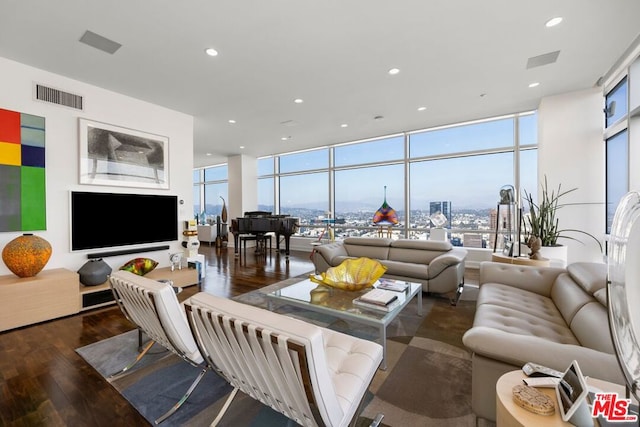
[2,233,52,278]
[538,245,568,267]
[78,258,112,286]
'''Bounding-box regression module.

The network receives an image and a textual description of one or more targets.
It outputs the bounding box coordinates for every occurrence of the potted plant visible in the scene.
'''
[522,176,602,263]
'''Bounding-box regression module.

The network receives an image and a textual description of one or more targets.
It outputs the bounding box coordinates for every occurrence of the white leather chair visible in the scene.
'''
[184,292,384,427]
[109,270,208,424]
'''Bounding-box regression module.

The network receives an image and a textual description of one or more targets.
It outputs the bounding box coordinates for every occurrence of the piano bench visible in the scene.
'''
[239,234,272,261]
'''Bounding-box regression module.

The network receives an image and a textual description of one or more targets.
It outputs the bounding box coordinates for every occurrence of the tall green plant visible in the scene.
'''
[522,176,602,251]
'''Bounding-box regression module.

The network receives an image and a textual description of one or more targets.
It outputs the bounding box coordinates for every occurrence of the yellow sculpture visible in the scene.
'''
[310,257,387,291]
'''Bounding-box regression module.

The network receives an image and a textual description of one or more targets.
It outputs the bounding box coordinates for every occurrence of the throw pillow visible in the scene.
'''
[119,258,158,276]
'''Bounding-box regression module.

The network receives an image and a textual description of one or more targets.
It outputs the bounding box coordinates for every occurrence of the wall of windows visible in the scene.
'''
[603,49,640,236]
[257,112,538,248]
[193,164,228,224]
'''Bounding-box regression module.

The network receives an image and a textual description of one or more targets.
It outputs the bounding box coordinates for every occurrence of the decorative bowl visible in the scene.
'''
[309,257,387,291]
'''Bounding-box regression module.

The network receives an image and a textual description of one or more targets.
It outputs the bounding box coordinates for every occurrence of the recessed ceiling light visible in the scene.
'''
[340,123,348,128]
[545,17,563,27]
[417,106,427,111]
[294,98,304,104]
[228,119,236,124]
[529,82,540,88]
[205,47,218,56]
[281,136,291,141]
[206,153,212,156]
[239,146,245,149]
[388,68,400,75]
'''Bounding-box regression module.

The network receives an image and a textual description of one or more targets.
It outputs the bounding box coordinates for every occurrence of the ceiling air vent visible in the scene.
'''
[34,83,84,110]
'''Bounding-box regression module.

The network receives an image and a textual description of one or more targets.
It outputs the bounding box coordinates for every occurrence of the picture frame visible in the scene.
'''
[79,118,169,189]
[503,241,514,256]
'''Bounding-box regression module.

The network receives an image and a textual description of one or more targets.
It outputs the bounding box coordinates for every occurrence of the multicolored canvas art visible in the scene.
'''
[0,108,46,231]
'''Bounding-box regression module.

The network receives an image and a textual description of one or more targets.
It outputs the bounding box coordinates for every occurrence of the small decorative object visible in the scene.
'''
[119,258,158,276]
[220,196,228,224]
[527,236,543,260]
[430,212,448,228]
[512,384,555,415]
[309,257,387,291]
[169,252,183,271]
[372,185,399,226]
[77,258,112,286]
[182,219,200,257]
[1,233,52,278]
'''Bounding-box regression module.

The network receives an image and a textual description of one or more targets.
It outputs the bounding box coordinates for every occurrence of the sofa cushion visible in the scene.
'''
[567,262,607,294]
[314,242,347,265]
[551,273,596,325]
[593,288,607,305]
[472,303,580,346]
[343,238,391,260]
[390,239,452,251]
[379,259,429,280]
[570,302,615,353]
[388,247,440,265]
[344,237,393,246]
[477,283,567,326]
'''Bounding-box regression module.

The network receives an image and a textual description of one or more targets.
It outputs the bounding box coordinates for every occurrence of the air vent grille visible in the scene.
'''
[34,84,84,110]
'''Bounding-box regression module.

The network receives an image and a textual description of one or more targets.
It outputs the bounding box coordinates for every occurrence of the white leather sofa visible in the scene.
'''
[462,261,624,422]
[312,237,467,304]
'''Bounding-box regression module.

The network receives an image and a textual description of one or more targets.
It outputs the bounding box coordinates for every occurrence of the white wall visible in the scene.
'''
[0,56,194,276]
[537,87,606,264]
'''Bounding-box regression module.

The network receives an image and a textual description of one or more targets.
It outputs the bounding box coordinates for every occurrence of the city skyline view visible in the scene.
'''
[195,111,539,248]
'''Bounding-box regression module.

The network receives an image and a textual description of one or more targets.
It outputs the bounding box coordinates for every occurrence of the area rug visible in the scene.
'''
[77,282,482,426]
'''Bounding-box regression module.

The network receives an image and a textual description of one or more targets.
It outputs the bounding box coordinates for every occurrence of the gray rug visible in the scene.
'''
[77,282,481,426]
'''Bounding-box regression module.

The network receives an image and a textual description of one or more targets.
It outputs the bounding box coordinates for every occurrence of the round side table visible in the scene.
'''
[496,370,627,427]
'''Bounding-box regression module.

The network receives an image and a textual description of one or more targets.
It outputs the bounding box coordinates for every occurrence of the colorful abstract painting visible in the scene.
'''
[0,108,46,231]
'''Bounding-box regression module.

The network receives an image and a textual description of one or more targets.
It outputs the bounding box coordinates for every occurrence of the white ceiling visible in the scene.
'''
[1,1,639,168]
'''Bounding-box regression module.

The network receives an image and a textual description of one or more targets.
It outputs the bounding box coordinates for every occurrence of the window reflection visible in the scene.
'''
[410,117,514,157]
[605,78,628,128]
[606,130,628,233]
[335,136,404,167]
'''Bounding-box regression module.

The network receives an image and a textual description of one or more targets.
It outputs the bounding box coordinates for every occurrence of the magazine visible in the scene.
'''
[357,288,398,306]
[376,279,409,292]
[353,297,401,312]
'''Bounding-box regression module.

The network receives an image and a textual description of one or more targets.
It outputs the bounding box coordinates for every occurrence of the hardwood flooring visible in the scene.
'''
[0,247,315,427]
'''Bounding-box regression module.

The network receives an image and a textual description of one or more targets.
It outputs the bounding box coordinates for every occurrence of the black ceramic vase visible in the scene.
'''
[78,258,112,286]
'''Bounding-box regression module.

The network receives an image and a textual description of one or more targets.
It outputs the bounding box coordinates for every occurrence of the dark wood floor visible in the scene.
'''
[0,247,315,427]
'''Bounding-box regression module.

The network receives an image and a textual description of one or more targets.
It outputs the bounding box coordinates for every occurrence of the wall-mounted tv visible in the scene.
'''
[71,191,178,251]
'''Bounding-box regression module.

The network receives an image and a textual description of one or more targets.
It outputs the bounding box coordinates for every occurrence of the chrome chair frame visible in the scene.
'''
[109,270,208,425]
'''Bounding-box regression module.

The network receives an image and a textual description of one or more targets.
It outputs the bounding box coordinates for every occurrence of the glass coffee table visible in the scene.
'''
[266,278,422,369]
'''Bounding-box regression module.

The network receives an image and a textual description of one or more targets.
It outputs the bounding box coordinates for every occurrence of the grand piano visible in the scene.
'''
[231,211,299,258]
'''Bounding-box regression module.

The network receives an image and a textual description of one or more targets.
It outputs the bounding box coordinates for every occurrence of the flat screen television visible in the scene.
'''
[71,191,178,251]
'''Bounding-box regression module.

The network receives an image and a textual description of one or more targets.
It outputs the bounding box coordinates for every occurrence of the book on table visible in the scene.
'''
[376,278,409,292]
[353,297,401,312]
[353,288,401,312]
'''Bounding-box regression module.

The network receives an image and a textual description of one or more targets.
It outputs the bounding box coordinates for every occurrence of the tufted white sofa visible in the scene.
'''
[312,237,467,304]
[462,261,624,422]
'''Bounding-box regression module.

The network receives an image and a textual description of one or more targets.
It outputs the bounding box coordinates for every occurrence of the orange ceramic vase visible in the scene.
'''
[2,233,52,277]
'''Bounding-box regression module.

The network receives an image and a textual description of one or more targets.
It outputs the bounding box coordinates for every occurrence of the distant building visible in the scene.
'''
[463,233,485,248]
[430,201,452,227]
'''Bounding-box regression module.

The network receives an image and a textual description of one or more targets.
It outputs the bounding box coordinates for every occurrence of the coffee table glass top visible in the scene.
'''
[268,278,421,322]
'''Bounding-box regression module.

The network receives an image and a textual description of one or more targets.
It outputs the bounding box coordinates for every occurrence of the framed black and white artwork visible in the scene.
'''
[79,119,169,189]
